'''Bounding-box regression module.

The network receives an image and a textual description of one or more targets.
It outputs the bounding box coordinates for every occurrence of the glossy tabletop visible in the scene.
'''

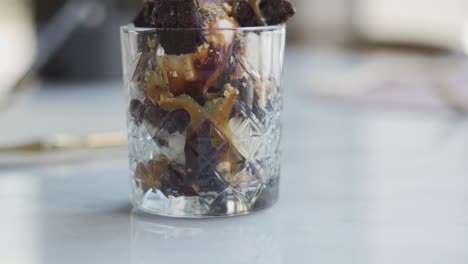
[1,49,468,264]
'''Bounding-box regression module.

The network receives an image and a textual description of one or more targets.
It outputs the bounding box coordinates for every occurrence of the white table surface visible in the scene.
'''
[1,49,468,264]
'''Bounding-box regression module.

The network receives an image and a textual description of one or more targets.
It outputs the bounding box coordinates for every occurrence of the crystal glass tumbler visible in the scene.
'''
[121,25,285,218]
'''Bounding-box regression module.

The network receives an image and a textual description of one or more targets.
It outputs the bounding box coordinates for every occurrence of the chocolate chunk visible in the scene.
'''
[184,123,205,180]
[143,99,191,134]
[234,1,262,27]
[166,109,191,134]
[133,98,189,132]
[133,1,156,27]
[184,80,206,105]
[130,100,146,125]
[160,162,197,196]
[259,0,296,25]
[185,121,228,193]
[152,0,205,55]
[143,99,168,128]
[207,86,222,94]
[234,0,295,26]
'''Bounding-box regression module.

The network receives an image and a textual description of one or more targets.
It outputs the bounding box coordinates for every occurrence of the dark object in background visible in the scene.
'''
[35,0,139,81]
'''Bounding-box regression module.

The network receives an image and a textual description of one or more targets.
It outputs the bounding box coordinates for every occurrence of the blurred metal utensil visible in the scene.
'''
[0,132,127,154]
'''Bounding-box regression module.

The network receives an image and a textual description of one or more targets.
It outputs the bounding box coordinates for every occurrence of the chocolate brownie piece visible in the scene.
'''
[260,0,296,25]
[234,0,262,27]
[165,109,191,134]
[143,99,191,134]
[133,1,156,27]
[143,99,168,128]
[234,0,296,26]
[152,0,205,55]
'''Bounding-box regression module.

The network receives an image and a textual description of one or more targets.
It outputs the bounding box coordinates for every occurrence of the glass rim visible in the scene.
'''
[121,24,285,33]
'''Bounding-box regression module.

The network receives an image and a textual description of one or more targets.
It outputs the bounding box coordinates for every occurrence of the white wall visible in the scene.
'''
[354,0,468,50]
[0,0,35,104]
[290,0,468,50]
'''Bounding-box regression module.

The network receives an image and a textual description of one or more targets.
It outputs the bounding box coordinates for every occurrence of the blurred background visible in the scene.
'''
[2,0,468,80]
[1,0,468,161]
[3,1,468,263]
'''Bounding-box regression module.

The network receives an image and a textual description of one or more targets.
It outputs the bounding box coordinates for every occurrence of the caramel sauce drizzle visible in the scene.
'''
[149,52,239,144]
[145,42,247,183]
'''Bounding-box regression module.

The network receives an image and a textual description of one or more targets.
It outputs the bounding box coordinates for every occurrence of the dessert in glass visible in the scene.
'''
[121,0,295,218]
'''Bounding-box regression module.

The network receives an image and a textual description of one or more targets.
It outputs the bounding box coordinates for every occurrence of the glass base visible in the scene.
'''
[131,181,279,218]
